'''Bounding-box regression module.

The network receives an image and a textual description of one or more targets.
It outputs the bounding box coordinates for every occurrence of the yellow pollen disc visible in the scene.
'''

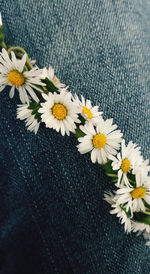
[92,133,107,149]
[53,76,59,84]
[8,71,25,87]
[121,158,131,173]
[131,187,146,199]
[82,106,93,120]
[52,103,67,120]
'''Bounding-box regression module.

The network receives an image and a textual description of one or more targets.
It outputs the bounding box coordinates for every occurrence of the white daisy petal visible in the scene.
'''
[104,192,132,233]
[91,149,97,163]
[19,54,27,72]
[11,51,18,69]
[0,49,44,103]
[0,85,6,92]
[9,85,15,98]
[18,87,26,103]
[25,85,39,102]
[0,12,2,26]
[17,103,41,134]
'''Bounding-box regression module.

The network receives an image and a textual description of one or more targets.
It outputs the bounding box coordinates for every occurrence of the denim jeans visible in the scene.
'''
[0,0,150,273]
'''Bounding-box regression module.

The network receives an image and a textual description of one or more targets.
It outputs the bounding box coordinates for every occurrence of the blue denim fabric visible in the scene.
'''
[0,0,150,273]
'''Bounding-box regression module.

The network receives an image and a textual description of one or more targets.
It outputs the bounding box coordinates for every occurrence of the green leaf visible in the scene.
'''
[34,112,41,122]
[102,160,116,174]
[127,172,136,188]
[142,199,150,210]
[78,114,86,125]
[74,127,86,138]
[0,26,5,45]
[42,78,59,94]
[31,109,37,115]
[120,205,131,218]
[28,102,41,122]
[133,212,150,226]
[28,102,40,110]
[102,160,118,182]
[128,173,136,182]
[111,178,118,183]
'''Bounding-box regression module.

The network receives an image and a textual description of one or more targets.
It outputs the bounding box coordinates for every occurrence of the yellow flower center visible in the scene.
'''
[121,158,131,173]
[131,187,146,199]
[82,106,93,120]
[92,133,107,149]
[53,76,59,84]
[52,103,67,120]
[8,71,25,87]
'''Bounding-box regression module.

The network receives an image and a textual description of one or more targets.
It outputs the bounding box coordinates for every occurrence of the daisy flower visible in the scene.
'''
[38,90,80,136]
[77,118,123,164]
[0,48,45,103]
[110,204,132,233]
[132,221,150,246]
[73,94,102,124]
[133,159,150,178]
[115,174,150,216]
[132,221,150,234]
[17,104,41,134]
[109,140,142,187]
[104,191,115,205]
[104,191,132,232]
[42,66,65,90]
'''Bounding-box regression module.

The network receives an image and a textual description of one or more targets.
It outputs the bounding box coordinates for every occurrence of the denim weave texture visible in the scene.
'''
[0,0,150,273]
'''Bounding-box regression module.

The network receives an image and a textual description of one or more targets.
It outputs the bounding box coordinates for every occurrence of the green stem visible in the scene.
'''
[106,173,118,178]
[128,178,135,184]
[142,210,150,215]
[42,86,49,94]
[7,46,33,69]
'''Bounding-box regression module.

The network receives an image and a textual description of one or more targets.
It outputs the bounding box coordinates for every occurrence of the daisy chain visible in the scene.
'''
[0,12,150,246]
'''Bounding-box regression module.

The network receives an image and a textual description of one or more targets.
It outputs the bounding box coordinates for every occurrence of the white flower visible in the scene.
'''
[143,232,150,246]
[133,159,150,178]
[132,221,150,246]
[132,221,150,234]
[38,90,80,136]
[17,104,41,134]
[115,174,150,216]
[110,204,132,233]
[104,191,132,233]
[0,48,45,103]
[0,12,2,26]
[42,66,65,90]
[73,94,102,124]
[109,140,142,187]
[77,118,123,164]
[104,191,115,205]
